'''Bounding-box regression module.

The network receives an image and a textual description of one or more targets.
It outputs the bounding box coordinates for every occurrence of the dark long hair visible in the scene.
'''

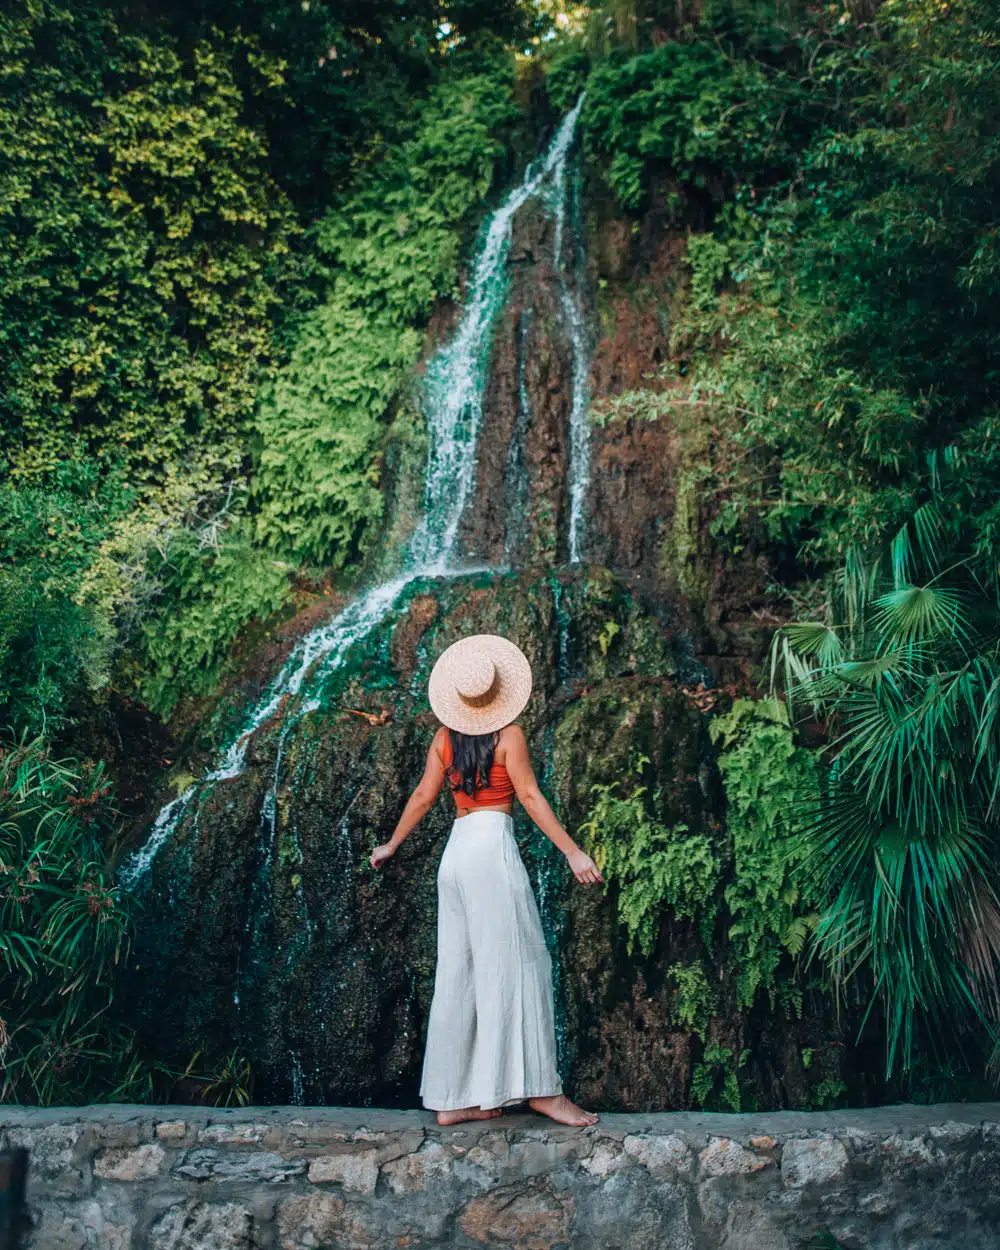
[447,729,497,799]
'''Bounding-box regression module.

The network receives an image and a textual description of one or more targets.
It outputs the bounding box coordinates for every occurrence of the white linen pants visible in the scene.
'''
[420,810,562,1111]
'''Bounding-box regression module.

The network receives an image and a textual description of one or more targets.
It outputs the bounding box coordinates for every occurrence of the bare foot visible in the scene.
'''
[529,1095,598,1127]
[435,1107,503,1126]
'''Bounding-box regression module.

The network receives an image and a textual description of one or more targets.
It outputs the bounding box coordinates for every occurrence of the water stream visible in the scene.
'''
[121,95,590,890]
[554,156,591,565]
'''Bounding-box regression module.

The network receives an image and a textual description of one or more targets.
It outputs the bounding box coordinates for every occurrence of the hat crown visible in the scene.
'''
[454,654,496,702]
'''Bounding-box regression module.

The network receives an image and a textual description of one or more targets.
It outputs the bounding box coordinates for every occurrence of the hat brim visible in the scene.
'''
[428,634,532,735]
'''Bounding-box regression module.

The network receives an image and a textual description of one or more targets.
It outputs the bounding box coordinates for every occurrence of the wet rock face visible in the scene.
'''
[121,159,806,1113]
[458,198,583,567]
[461,184,688,587]
[124,568,718,1108]
[7,1104,1000,1250]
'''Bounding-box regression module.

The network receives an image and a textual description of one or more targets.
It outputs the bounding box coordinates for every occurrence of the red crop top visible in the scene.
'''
[441,733,516,811]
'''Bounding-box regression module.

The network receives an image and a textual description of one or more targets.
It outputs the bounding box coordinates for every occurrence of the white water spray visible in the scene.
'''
[551,144,591,565]
[120,97,589,888]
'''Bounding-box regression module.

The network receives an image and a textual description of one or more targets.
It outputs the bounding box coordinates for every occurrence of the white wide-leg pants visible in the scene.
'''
[420,810,562,1111]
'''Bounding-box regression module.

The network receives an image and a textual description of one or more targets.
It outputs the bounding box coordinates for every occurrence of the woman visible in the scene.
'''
[370,633,602,1127]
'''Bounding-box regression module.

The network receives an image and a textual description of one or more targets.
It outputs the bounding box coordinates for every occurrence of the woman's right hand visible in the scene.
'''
[370,843,396,870]
[566,848,603,886]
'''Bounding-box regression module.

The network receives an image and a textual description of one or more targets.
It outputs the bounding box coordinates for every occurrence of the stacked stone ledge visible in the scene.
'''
[2,1103,999,1249]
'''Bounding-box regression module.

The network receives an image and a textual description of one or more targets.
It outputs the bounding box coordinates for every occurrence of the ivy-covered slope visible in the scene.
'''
[0,3,526,734]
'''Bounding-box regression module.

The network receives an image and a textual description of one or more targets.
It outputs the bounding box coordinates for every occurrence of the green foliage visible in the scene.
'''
[583,39,793,211]
[575,1,1000,1084]
[771,496,1000,1077]
[0,734,262,1104]
[0,3,296,486]
[649,3,999,568]
[595,619,621,656]
[147,1,539,216]
[0,0,550,725]
[710,697,820,1009]
[545,47,591,112]
[0,574,104,737]
[807,1232,848,1250]
[691,1042,747,1112]
[253,64,519,564]
[579,710,818,1011]
[0,736,131,1103]
[0,461,136,731]
[579,755,720,956]
[139,514,291,719]
[666,960,717,1040]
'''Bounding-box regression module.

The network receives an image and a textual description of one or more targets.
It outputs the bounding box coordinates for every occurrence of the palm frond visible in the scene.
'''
[871,585,969,646]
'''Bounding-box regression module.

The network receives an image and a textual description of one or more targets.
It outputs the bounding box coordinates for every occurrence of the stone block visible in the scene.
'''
[881,1133,942,1175]
[858,1188,897,1218]
[94,1144,165,1182]
[307,1149,379,1193]
[155,1121,189,1142]
[197,1123,270,1145]
[569,1169,695,1250]
[25,1197,132,1250]
[459,1183,573,1249]
[173,1148,306,1183]
[509,1134,590,1177]
[624,1133,694,1178]
[927,1121,979,1144]
[781,1138,850,1188]
[94,1122,143,1150]
[148,1199,253,1250]
[721,1202,791,1250]
[382,1141,453,1194]
[462,1130,510,1180]
[277,1193,345,1250]
[5,1124,87,1193]
[277,1192,377,1250]
[699,1137,768,1178]
[580,1142,625,1178]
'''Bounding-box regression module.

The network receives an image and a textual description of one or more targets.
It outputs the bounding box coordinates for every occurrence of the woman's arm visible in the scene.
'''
[370,729,448,869]
[502,725,603,886]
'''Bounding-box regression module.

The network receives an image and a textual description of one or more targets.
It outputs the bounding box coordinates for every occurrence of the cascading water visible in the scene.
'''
[120,95,589,890]
[504,310,534,560]
[552,153,591,565]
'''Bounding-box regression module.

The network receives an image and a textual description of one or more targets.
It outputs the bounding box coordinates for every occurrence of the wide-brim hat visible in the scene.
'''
[428,634,532,736]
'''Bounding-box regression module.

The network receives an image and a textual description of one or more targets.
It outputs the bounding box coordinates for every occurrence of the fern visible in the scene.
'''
[667,961,717,1040]
[710,698,821,1008]
[254,66,519,565]
[579,757,720,956]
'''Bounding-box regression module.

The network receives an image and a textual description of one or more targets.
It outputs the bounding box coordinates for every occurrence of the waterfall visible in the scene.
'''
[120,96,589,889]
[504,310,534,559]
[553,154,591,565]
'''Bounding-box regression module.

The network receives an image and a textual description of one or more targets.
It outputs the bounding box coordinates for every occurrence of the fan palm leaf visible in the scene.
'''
[773,498,1000,1076]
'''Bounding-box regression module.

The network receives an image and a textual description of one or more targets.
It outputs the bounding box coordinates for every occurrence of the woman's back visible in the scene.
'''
[441,728,515,811]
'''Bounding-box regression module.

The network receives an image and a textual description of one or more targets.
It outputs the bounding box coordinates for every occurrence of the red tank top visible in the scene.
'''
[441,734,515,811]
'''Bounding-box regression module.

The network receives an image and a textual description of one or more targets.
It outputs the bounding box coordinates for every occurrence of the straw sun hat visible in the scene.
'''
[428,635,532,736]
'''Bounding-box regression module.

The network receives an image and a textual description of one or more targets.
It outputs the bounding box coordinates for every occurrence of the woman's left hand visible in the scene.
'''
[566,848,603,886]
[370,843,396,870]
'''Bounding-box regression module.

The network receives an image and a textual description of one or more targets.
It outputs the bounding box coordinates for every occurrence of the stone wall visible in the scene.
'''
[3,1103,999,1249]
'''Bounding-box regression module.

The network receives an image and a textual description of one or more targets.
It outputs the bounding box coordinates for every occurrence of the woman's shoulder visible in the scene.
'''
[497,723,526,755]
[431,726,450,758]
